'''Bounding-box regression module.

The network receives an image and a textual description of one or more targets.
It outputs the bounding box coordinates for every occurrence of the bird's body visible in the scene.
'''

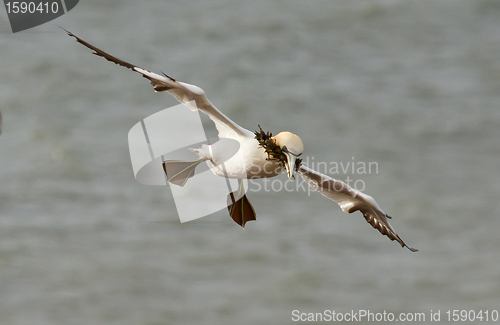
[193,132,284,179]
[64,28,417,252]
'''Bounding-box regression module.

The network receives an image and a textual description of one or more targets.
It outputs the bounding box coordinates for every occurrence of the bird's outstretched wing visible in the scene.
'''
[297,164,417,252]
[62,27,251,139]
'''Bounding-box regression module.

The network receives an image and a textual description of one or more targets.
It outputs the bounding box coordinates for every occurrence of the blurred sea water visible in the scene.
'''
[1,0,500,324]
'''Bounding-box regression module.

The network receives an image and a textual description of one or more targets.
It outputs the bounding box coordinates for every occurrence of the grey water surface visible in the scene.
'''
[1,0,499,324]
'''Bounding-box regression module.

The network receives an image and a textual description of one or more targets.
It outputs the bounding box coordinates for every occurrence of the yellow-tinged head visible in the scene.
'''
[273,132,304,179]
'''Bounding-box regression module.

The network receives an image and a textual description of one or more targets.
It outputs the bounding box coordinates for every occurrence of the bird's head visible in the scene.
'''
[273,131,303,180]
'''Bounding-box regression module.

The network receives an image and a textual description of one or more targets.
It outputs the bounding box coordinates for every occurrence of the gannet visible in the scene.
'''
[63,28,417,252]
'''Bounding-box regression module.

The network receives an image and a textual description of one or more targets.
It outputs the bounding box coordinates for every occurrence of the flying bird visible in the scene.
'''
[63,28,417,252]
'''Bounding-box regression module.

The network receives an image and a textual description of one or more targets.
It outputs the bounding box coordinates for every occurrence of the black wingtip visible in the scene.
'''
[57,25,72,36]
[397,232,418,252]
[61,27,138,71]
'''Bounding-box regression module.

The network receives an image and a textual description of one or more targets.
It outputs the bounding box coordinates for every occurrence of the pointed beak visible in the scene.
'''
[284,152,297,180]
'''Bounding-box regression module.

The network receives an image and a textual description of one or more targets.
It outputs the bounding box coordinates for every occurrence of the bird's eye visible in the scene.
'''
[282,146,288,153]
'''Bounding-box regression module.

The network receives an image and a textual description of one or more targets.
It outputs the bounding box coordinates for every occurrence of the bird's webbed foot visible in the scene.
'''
[162,158,205,187]
[227,180,256,229]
